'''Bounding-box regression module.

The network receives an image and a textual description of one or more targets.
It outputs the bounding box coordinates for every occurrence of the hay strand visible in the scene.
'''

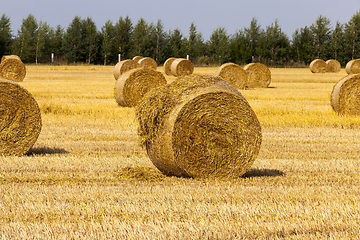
[115,68,167,107]
[138,57,157,70]
[326,59,341,73]
[136,74,262,178]
[0,55,26,82]
[113,60,140,80]
[164,58,177,76]
[243,63,271,88]
[215,62,248,89]
[171,58,194,77]
[345,59,360,74]
[0,78,42,156]
[309,59,327,73]
[331,74,360,115]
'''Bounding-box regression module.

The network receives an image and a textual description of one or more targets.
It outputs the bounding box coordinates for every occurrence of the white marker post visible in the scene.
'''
[51,53,54,63]
[186,55,189,60]
[118,54,121,62]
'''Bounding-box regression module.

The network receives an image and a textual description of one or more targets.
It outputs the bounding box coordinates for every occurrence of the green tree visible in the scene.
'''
[310,15,332,59]
[230,30,252,64]
[82,17,98,64]
[113,16,133,59]
[150,19,168,64]
[329,21,345,65]
[101,20,115,65]
[130,18,152,57]
[168,28,184,58]
[207,27,230,64]
[183,22,205,58]
[0,14,13,57]
[291,26,314,64]
[51,25,65,60]
[244,17,262,59]
[63,16,83,63]
[344,10,360,61]
[13,14,38,63]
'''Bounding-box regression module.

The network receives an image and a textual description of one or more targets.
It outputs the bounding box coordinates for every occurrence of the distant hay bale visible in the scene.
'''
[243,63,271,88]
[309,59,327,73]
[164,57,177,76]
[0,55,26,82]
[113,60,140,80]
[345,59,360,74]
[136,74,262,178]
[326,59,341,73]
[138,57,157,70]
[132,56,144,62]
[0,78,42,156]
[331,74,360,115]
[215,62,248,89]
[171,58,194,77]
[114,68,167,107]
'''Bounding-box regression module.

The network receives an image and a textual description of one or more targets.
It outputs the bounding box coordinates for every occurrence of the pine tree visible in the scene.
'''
[0,14,13,57]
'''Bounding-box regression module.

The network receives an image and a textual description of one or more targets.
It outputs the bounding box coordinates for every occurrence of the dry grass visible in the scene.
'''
[1,65,360,239]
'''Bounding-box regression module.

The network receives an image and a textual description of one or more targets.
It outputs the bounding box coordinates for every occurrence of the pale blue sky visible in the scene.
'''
[2,0,360,40]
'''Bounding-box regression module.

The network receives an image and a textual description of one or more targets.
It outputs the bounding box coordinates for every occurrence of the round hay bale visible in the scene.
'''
[136,74,262,178]
[115,68,167,107]
[171,58,194,77]
[132,56,144,62]
[243,63,271,88]
[0,56,26,82]
[164,57,177,76]
[138,57,157,70]
[345,59,360,74]
[331,74,360,115]
[309,59,327,73]
[326,59,341,73]
[215,62,248,89]
[113,60,140,80]
[0,78,42,156]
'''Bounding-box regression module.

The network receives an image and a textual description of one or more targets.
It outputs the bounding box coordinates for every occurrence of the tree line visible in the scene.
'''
[0,11,360,67]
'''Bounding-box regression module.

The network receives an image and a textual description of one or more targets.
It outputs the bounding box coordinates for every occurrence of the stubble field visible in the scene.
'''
[1,65,360,239]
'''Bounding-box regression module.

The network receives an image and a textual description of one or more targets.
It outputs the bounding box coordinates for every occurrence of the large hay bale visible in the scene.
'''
[113,60,140,80]
[0,55,26,82]
[326,59,341,73]
[215,62,248,89]
[163,57,177,76]
[331,74,360,115]
[243,63,271,88]
[171,58,194,77]
[345,59,360,74]
[138,57,157,70]
[115,68,167,107]
[133,56,144,62]
[136,74,262,178]
[0,78,42,156]
[309,59,327,73]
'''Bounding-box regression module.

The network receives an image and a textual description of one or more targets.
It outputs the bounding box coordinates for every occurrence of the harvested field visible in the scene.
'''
[1,65,359,239]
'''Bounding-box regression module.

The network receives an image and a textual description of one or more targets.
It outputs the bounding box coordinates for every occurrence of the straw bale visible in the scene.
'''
[164,58,177,76]
[345,59,360,74]
[0,55,26,82]
[138,57,157,70]
[326,59,341,73]
[309,59,327,73]
[243,63,271,88]
[0,78,42,156]
[115,68,166,107]
[331,74,360,115]
[171,58,194,77]
[136,74,262,178]
[133,56,144,62]
[113,60,140,80]
[215,62,248,89]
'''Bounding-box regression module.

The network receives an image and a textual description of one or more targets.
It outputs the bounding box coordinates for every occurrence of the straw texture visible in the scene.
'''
[243,63,271,88]
[113,60,140,80]
[136,74,262,178]
[0,55,26,82]
[309,59,327,73]
[0,78,42,156]
[215,62,248,89]
[345,59,360,74]
[326,59,341,73]
[132,56,143,62]
[170,58,194,77]
[164,58,177,76]
[138,57,157,70]
[331,74,360,115]
[115,68,167,107]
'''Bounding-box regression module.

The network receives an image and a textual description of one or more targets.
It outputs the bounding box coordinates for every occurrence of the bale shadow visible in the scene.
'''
[242,168,285,178]
[25,147,69,156]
